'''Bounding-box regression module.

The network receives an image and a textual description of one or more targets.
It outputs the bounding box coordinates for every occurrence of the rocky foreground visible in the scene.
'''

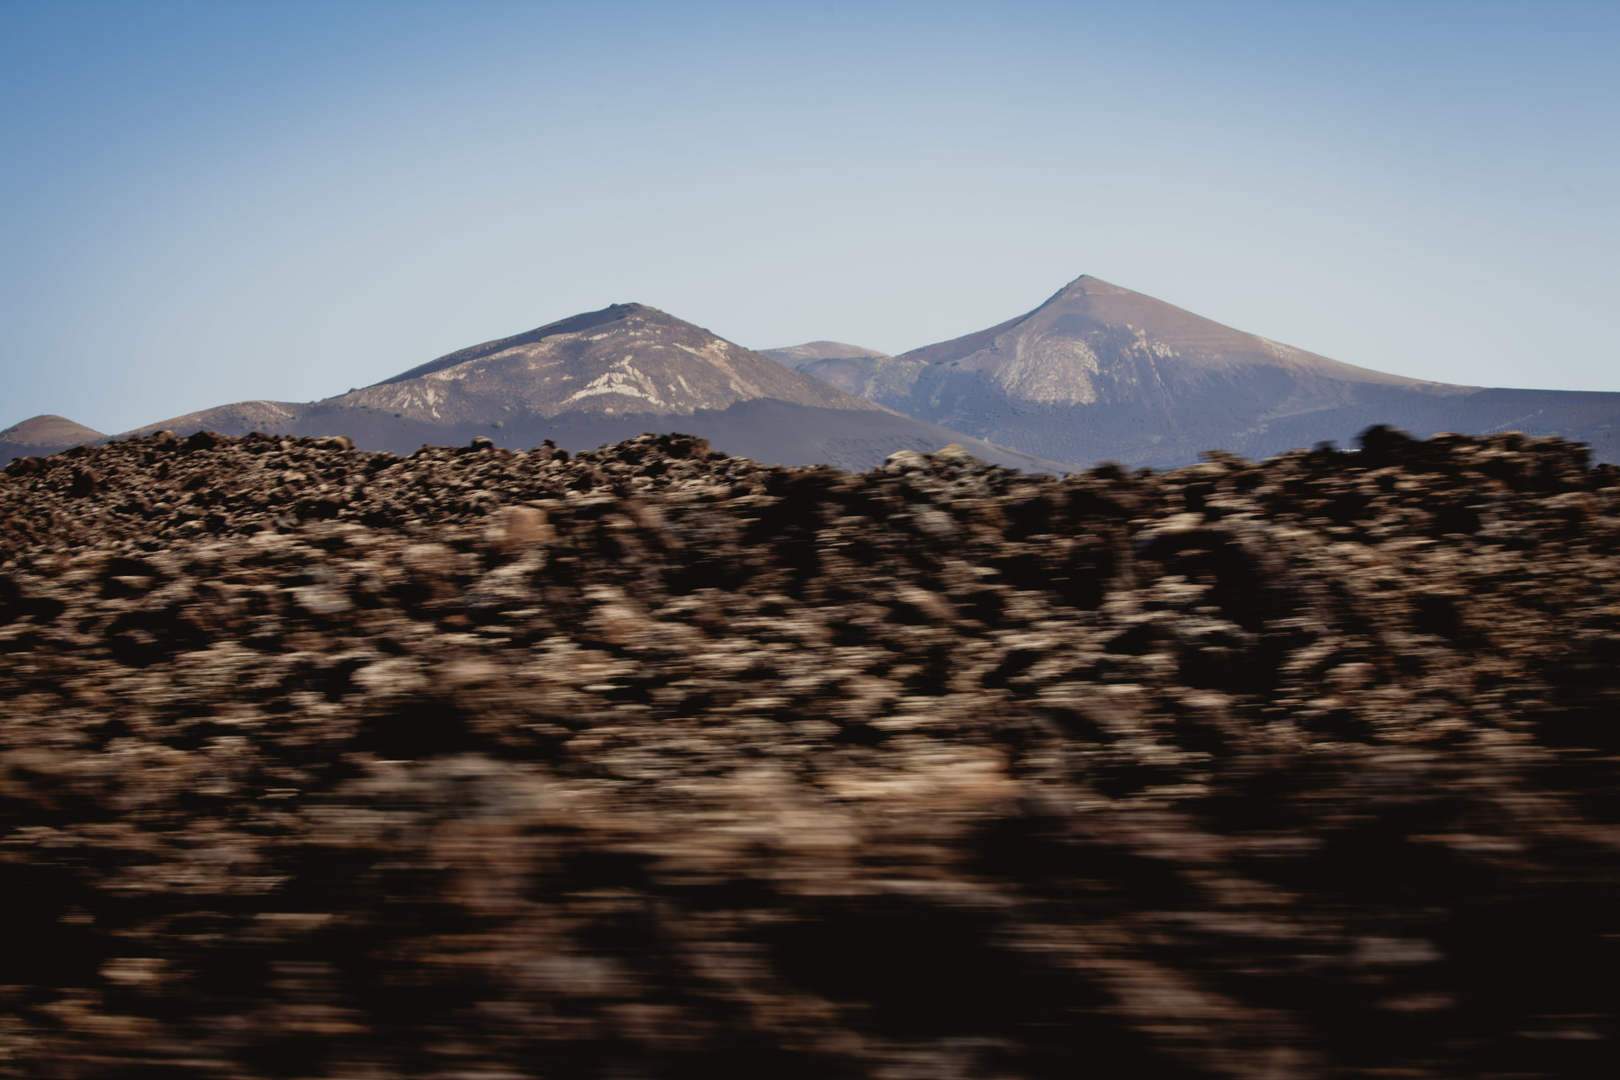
[2,427,1618,1078]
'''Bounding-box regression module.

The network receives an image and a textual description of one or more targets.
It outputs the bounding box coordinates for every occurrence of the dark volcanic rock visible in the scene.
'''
[1,427,1618,1078]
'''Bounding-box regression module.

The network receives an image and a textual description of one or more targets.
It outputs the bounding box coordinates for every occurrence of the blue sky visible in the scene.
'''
[3,0,1617,433]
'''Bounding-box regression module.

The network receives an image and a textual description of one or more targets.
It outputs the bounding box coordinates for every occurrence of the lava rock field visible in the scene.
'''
[2,426,1618,1078]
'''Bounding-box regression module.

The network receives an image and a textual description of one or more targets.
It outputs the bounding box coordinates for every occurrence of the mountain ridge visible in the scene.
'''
[9,277,1618,472]
[106,303,1065,473]
[322,302,879,424]
[815,273,1618,466]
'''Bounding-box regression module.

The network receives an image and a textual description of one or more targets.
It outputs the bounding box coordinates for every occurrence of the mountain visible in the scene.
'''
[761,340,889,367]
[121,303,1065,472]
[0,415,105,467]
[854,275,1620,467]
[760,340,921,401]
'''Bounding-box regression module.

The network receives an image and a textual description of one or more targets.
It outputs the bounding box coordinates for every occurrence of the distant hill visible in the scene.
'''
[837,275,1620,466]
[0,414,104,467]
[760,341,922,401]
[120,304,1065,473]
[763,340,891,367]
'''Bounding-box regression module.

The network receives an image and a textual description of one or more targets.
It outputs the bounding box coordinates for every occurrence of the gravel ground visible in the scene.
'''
[2,426,1618,1078]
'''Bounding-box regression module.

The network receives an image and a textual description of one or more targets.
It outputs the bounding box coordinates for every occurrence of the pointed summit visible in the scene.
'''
[1049,273,1127,298]
[823,273,1487,466]
[913,270,1453,393]
[946,272,1425,392]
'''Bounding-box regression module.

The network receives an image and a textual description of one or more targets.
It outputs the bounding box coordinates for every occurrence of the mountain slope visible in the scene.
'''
[762,340,890,367]
[0,415,105,467]
[124,304,1067,473]
[761,341,924,401]
[341,303,870,423]
[865,275,1620,466]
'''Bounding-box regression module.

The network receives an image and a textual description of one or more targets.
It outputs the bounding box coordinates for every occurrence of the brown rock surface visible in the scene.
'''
[1,426,1618,1077]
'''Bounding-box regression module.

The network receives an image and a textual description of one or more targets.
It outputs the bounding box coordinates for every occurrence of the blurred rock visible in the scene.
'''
[0,424,1617,1078]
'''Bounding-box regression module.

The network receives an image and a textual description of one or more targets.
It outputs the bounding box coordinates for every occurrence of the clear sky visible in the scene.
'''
[4,0,1618,433]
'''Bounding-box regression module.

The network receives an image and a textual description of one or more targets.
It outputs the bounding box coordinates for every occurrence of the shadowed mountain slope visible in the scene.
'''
[119,304,1066,472]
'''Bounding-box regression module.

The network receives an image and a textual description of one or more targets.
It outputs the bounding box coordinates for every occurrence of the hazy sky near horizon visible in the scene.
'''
[3,0,1618,433]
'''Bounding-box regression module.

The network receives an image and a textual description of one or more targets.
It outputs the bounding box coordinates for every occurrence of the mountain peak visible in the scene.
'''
[334,302,877,424]
[0,414,105,467]
[1051,273,1129,299]
[119,305,1063,472]
[0,414,105,447]
[376,302,679,386]
[602,301,664,318]
[917,273,1441,391]
[830,272,1480,467]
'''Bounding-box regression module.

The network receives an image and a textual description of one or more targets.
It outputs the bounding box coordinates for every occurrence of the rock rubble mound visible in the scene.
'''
[2,427,1618,1078]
